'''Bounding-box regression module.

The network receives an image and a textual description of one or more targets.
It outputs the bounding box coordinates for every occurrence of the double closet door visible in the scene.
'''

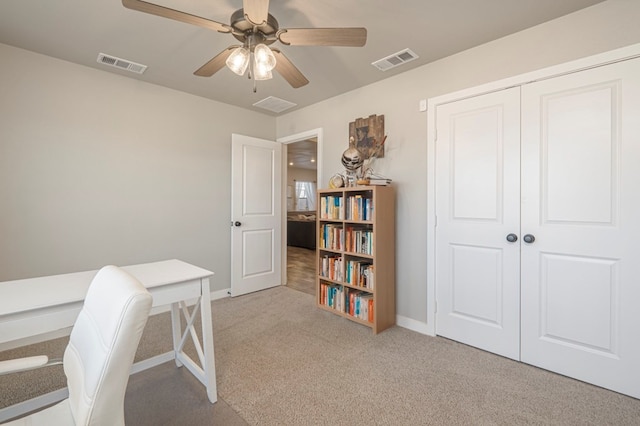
[435,57,640,398]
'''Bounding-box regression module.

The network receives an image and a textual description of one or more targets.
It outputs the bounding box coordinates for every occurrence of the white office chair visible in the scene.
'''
[0,265,152,425]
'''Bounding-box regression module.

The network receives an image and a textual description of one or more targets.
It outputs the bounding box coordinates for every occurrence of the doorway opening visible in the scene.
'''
[278,129,323,296]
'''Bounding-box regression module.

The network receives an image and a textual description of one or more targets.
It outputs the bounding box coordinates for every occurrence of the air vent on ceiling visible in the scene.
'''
[372,48,419,71]
[253,96,297,113]
[97,53,147,74]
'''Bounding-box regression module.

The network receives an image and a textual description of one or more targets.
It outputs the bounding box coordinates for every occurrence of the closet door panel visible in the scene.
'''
[435,87,521,360]
[520,57,640,399]
[544,85,616,224]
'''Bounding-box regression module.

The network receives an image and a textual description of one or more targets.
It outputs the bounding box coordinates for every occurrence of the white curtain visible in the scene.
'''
[295,181,316,211]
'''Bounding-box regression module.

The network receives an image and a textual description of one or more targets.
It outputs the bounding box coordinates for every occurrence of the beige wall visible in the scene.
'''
[0,43,275,289]
[276,0,640,326]
[3,0,639,326]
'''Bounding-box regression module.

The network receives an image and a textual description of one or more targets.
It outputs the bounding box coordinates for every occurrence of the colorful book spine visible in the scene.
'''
[320,283,346,312]
[319,195,344,220]
[345,195,374,221]
[345,260,374,289]
[344,227,373,255]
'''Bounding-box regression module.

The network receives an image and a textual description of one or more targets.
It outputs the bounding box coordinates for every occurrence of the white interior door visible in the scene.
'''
[231,134,282,297]
[520,58,640,398]
[435,87,522,360]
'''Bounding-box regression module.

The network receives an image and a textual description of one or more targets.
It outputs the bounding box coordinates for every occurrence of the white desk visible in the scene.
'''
[0,259,217,421]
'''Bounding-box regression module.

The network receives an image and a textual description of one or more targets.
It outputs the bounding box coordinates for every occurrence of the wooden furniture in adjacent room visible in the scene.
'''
[287,211,316,250]
[316,186,395,333]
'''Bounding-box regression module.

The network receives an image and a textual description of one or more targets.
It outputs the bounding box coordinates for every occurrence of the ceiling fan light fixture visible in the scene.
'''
[254,43,276,71]
[226,46,250,75]
[253,65,273,81]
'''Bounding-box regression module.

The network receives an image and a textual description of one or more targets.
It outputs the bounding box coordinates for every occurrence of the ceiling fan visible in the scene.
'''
[122,0,367,90]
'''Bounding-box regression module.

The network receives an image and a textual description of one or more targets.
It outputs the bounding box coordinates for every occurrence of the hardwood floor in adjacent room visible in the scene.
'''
[286,246,315,296]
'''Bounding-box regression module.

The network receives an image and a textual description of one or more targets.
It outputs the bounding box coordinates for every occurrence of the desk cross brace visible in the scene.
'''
[170,293,217,403]
[175,300,205,369]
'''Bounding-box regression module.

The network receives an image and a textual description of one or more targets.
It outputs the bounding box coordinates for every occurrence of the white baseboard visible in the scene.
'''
[210,288,231,301]
[396,315,433,336]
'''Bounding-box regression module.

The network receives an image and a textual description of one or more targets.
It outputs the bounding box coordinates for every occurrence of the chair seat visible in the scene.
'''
[4,400,73,425]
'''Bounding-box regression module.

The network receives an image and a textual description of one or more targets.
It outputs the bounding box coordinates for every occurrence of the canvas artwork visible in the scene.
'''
[349,114,385,159]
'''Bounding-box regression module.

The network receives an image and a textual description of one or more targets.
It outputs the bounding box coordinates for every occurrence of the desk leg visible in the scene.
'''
[170,302,183,367]
[200,277,217,403]
[167,278,217,403]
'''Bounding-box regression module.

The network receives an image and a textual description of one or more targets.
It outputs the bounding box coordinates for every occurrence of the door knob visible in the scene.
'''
[506,233,518,243]
[523,234,535,243]
[234,221,242,227]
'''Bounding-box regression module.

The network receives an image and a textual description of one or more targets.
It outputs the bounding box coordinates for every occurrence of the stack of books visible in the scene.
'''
[368,178,392,186]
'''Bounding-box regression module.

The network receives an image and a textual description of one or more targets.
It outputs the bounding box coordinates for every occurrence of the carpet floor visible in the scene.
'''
[2,286,640,425]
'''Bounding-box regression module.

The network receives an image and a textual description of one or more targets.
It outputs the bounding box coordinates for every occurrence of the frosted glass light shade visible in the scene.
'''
[254,44,276,71]
[253,66,273,81]
[226,47,250,75]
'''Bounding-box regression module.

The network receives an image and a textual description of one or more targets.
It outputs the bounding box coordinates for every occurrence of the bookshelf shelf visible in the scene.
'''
[317,186,395,334]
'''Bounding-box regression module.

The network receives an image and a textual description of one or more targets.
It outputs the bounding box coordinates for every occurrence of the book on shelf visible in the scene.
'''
[369,178,392,186]
[348,290,374,323]
[346,195,373,221]
[345,260,374,289]
[320,195,344,219]
[320,224,344,251]
[345,226,373,255]
[320,254,343,281]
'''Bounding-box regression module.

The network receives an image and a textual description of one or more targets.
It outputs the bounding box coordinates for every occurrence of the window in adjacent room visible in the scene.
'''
[295,181,316,211]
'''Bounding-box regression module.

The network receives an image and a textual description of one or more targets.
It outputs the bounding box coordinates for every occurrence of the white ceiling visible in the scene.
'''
[287,138,317,170]
[0,0,604,116]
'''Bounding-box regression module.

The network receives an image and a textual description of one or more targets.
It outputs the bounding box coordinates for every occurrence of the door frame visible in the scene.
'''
[426,42,640,336]
[277,128,324,285]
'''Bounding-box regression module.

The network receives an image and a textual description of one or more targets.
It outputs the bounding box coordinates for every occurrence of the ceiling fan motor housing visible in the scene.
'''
[230,8,279,46]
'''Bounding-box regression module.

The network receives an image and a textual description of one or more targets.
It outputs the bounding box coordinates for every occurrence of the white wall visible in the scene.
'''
[0,43,275,289]
[275,0,640,328]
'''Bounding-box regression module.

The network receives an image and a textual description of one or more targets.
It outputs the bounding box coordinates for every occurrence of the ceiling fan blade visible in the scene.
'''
[243,0,270,26]
[271,49,309,88]
[194,46,240,77]
[122,0,231,33]
[278,28,367,47]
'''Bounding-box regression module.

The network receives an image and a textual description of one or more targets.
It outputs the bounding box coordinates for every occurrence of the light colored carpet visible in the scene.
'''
[2,286,640,425]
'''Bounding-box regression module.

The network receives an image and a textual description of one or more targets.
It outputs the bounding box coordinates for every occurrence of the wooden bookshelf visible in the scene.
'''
[316,185,395,334]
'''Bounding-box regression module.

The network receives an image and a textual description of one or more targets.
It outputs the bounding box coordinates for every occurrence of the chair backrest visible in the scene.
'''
[63,265,152,426]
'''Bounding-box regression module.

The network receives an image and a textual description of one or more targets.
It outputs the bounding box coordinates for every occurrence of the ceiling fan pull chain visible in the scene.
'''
[248,46,258,93]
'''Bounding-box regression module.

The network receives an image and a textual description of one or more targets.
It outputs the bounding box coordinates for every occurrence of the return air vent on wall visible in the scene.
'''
[372,48,419,71]
[97,53,147,74]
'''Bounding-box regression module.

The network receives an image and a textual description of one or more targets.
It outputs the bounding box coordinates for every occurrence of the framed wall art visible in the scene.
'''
[349,114,385,159]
